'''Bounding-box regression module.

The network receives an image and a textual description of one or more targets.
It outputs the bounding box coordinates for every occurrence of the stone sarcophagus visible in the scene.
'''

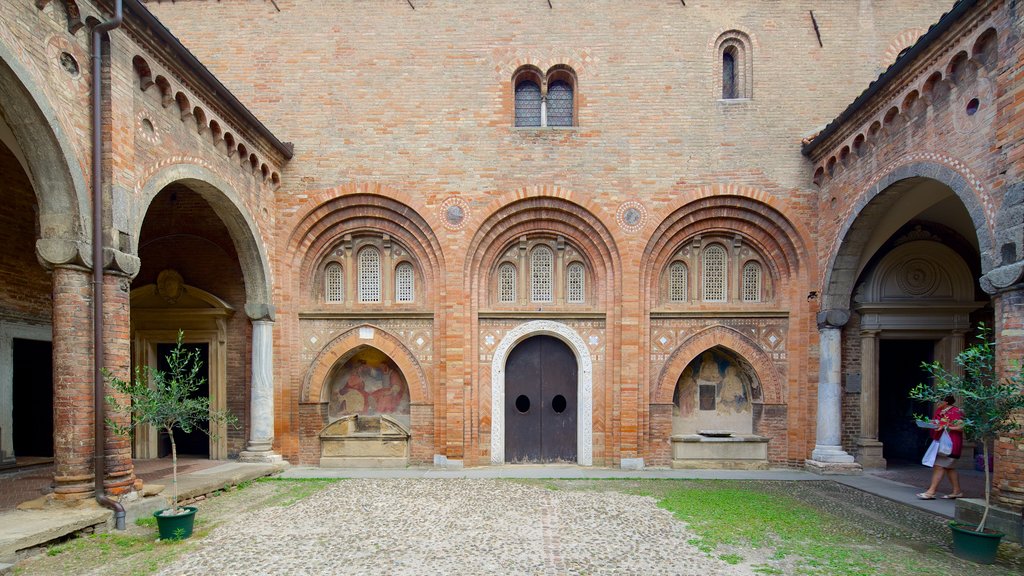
[319,414,410,468]
[671,430,769,470]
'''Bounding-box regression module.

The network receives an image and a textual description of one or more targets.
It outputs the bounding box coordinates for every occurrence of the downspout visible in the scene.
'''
[93,0,125,531]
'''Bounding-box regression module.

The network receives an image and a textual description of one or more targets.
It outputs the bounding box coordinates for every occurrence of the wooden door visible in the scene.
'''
[505,336,577,463]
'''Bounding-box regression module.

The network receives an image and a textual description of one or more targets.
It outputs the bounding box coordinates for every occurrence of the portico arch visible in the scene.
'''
[490,320,593,465]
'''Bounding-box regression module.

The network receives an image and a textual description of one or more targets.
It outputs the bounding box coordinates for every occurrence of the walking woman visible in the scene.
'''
[917,394,964,499]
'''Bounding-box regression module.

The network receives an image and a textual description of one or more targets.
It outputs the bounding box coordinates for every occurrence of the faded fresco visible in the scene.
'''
[672,348,761,434]
[328,348,411,428]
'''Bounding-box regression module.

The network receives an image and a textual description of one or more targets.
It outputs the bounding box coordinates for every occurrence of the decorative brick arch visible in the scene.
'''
[653,325,783,406]
[302,324,430,406]
[820,159,995,312]
[134,162,273,312]
[0,39,89,252]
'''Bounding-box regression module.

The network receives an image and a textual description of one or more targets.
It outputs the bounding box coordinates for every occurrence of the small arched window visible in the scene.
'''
[742,261,762,303]
[547,80,574,127]
[669,261,688,303]
[702,244,727,302]
[395,262,414,303]
[358,247,381,303]
[567,262,585,303]
[325,263,344,303]
[498,263,517,304]
[515,80,542,127]
[531,246,553,302]
[722,48,737,99]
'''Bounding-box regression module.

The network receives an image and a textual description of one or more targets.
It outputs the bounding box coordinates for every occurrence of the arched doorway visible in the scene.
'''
[504,335,578,463]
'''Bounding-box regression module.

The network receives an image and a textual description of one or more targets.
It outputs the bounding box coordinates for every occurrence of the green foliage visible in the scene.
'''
[105,331,236,440]
[909,324,1024,443]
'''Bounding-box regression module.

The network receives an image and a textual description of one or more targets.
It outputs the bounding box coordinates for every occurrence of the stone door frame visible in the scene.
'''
[490,320,592,466]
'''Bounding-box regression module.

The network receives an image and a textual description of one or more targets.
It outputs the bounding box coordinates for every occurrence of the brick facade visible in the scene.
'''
[1,0,1022,510]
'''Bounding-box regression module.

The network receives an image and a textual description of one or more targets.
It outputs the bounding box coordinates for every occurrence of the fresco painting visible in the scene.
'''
[328,348,411,428]
[672,348,760,434]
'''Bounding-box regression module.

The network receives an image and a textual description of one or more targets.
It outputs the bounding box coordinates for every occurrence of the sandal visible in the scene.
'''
[916,492,936,500]
[942,493,963,499]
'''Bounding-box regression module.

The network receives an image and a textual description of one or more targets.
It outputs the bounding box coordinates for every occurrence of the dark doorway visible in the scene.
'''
[505,335,577,463]
[156,342,210,458]
[879,339,934,463]
[12,339,53,458]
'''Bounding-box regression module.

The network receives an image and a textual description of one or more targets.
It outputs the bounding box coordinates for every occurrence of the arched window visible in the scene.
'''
[702,244,727,302]
[531,246,553,302]
[722,48,737,99]
[742,261,762,302]
[515,80,542,127]
[395,262,415,303]
[325,263,344,303]
[547,80,573,127]
[669,261,688,302]
[567,262,585,303]
[358,247,381,303]
[498,263,517,304]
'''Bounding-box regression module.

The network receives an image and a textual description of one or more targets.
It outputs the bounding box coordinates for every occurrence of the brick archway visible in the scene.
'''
[653,325,783,406]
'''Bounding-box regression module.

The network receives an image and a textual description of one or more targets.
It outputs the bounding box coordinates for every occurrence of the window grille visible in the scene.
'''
[567,262,585,303]
[723,49,737,99]
[531,246,553,302]
[515,81,542,127]
[358,247,381,303]
[396,262,414,302]
[742,261,762,302]
[325,263,344,303]
[498,263,517,303]
[547,80,573,127]
[702,244,727,302]
[669,262,688,302]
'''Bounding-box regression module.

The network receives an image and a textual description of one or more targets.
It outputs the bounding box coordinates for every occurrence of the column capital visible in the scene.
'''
[980,261,1024,295]
[35,239,141,277]
[245,302,276,322]
[816,308,850,330]
[859,329,881,338]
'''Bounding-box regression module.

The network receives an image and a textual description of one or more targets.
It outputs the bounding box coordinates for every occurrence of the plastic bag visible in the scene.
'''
[922,440,939,467]
[938,429,953,456]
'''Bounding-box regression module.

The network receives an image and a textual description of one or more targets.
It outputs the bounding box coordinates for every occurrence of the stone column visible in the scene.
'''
[856,330,885,469]
[240,312,282,463]
[807,309,860,474]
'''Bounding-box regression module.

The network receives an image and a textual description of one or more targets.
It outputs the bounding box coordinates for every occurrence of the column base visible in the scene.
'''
[810,444,855,463]
[239,450,284,464]
[855,439,887,470]
[804,459,863,475]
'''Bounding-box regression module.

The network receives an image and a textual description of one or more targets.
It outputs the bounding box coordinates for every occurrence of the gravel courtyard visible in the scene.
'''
[153,478,740,576]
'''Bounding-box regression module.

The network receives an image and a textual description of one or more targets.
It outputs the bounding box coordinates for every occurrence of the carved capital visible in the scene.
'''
[979,261,1024,295]
[104,248,141,278]
[245,302,276,322]
[36,238,90,270]
[816,308,851,330]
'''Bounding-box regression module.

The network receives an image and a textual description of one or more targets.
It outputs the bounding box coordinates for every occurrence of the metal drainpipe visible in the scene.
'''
[93,0,125,531]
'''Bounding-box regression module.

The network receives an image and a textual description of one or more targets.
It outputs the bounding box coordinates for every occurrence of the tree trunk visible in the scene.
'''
[167,425,179,513]
[978,440,990,532]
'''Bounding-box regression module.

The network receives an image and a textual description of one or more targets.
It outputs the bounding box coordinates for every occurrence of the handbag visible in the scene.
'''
[938,429,953,456]
[922,440,939,467]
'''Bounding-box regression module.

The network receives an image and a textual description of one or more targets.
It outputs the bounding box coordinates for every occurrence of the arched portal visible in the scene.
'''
[504,336,577,463]
[672,347,762,436]
[491,320,593,465]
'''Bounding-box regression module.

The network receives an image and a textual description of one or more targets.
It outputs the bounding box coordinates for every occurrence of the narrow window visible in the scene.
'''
[531,246,553,302]
[669,262,688,302]
[325,263,344,303]
[498,263,517,303]
[722,48,737,99]
[702,244,727,302]
[515,80,542,127]
[547,80,573,127]
[395,262,414,303]
[742,261,762,302]
[567,262,585,303]
[358,246,381,303]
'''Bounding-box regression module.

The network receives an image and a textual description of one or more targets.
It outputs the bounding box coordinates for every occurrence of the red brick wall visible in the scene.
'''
[0,143,51,324]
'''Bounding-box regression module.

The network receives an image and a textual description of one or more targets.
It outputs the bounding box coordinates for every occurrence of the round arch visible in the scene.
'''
[821,162,993,311]
[490,320,593,466]
[0,40,88,245]
[302,324,430,406]
[653,325,784,406]
[134,163,272,311]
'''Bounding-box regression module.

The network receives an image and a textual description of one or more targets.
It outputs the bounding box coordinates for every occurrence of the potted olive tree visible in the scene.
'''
[910,324,1024,564]
[106,331,235,540]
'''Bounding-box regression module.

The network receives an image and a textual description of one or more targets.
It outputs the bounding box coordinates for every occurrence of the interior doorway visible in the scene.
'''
[155,342,210,458]
[12,338,53,459]
[504,335,577,463]
[878,340,934,463]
